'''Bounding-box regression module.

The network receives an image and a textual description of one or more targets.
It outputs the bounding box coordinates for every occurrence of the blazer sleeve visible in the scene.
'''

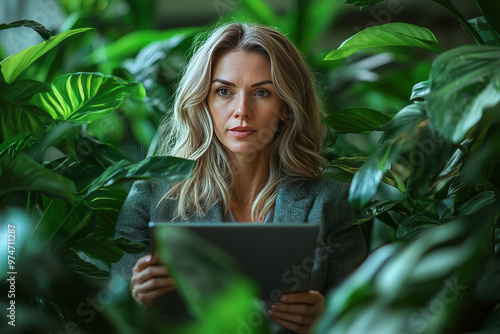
[321,181,368,292]
[111,180,153,284]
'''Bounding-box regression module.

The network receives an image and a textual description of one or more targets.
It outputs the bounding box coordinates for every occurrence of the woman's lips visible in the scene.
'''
[229,126,256,138]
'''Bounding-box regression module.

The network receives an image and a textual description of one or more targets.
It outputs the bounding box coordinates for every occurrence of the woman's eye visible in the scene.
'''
[216,88,231,96]
[255,89,270,97]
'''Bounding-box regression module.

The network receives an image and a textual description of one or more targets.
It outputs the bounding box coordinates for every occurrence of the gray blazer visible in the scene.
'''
[112,176,367,296]
[111,177,367,334]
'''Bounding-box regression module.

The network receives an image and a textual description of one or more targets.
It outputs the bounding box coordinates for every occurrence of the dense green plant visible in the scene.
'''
[315,0,500,332]
[2,0,500,333]
[0,21,199,333]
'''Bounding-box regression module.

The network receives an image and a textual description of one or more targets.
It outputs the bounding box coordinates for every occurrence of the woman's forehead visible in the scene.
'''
[211,51,272,83]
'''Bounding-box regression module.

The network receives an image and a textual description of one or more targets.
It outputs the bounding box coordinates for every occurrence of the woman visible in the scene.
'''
[112,22,367,333]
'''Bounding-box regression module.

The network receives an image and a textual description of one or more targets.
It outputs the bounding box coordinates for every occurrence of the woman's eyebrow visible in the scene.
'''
[212,79,235,86]
[211,79,273,87]
[250,80,273,87]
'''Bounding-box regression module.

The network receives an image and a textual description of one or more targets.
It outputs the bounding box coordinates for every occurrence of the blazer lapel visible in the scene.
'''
[192,201,224,223]
[274,181,314,223]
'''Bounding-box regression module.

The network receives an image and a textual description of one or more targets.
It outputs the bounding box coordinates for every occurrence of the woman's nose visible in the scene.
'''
[233,95,251,119]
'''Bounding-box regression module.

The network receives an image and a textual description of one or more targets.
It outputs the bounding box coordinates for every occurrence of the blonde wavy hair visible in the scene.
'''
[156,22,327,221]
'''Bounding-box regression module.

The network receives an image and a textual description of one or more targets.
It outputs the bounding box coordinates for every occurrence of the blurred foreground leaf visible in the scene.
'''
[155,225,271,333]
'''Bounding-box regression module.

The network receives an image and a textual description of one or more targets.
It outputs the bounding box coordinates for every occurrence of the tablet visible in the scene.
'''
[150,222,320,314]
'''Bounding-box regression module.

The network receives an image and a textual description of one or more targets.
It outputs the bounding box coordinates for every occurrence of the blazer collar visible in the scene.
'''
[274,180,314,223]
[199,180,314,223]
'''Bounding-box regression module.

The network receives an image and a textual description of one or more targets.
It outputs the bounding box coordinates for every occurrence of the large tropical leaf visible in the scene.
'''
[0,28,92,84]
[0,153,76,200]
[323,108,391,134]
[315,207,495,333]
[30,73,145,124]
[86,156,195,195]
[325,23,443,61]
[426,45,500,143]
[0,79,51,139]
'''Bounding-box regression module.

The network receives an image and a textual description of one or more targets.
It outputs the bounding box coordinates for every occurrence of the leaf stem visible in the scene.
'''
[432,0,486,45]
[27,198,54,248]
[43,198,85,249]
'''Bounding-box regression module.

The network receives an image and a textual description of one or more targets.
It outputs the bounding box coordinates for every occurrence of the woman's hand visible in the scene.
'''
[268,290,325,334]
[131,254,176,306]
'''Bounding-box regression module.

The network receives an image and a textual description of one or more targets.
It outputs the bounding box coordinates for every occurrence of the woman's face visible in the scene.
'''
[207,51,284,158]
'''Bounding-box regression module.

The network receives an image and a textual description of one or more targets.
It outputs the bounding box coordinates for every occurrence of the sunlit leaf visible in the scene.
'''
[0,28,92,84]
[427,45,500,143]
[323,108,390,134]
[0,79,51,139]
[30,73,145,124]
[325,23,443,61]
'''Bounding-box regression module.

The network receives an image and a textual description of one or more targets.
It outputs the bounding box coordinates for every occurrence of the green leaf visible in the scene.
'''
[426,45,500,143]
[433,0,485,45]
[329,157,367,175]
[0,28,92,84]
[86,156,195,195]
[112,237,147,254]
[0,19,52,41]
[396,214,439,241]
[325,23,443,61]
[356,200,406,225]
[441,191,496,222]
[379,103,427,142]
[476,0,500,38]
[0,153,76,200]
[344,0,385,10]
[468,17,500,46]
[71,238,123,263]
[315,243,400,332]
[0,79,51,139]
[349,143,396,209]
[30,73,145,124]
[410,81,430,101]
[323,108,390,134]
